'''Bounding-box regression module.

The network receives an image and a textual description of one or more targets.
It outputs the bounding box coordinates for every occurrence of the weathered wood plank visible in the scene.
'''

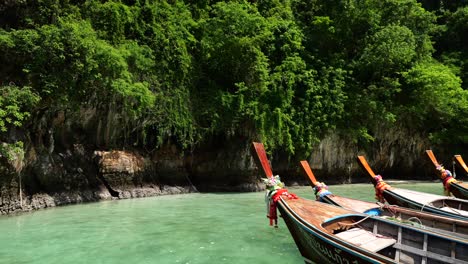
[440,207,468,216]
[335,228,396,252]
[393,243,468,264]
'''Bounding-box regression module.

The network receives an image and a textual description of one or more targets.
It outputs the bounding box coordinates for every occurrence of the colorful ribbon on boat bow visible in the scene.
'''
[437,165,456,196]
[374,175,392,203]
[313,182,332,201]
[263,176,298,227]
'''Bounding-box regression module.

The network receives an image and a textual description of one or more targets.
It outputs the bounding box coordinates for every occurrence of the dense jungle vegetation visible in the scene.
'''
[0,0,467,159]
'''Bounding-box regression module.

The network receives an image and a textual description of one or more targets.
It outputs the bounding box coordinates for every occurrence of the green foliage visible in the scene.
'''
[436,6,468,90]
[195,1,346,155]
[124,1,198,148]
[196,1,271,136]
[402,61,468,143]
[84,1,133,44]
[0,85,40,132]
[0,0,80,29]
[404,62,463,116]
[0,19,156,138]
[358,25,417,76]
[0,141,24,162]
[0,0,467,156]
[291,0,443,144]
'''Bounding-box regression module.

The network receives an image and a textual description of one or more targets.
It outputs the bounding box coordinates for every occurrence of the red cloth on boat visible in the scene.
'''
[442,176,456,196]
[272,189,298,202]
[374,175,392,203]
[267,189,298,227]
[268,202,277,226]
[437,166,457,196]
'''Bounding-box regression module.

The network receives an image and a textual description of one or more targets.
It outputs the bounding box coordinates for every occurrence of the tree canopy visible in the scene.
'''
[0,0,467,158]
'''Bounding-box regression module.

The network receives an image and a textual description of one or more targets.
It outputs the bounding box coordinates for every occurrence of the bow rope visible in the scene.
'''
[313,182,332,201]
[374,175,392,203]
[264,176,298,227]
[436,165,456,196]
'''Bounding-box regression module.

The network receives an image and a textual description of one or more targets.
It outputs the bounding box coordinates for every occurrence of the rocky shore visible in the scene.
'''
[0,138,266,215]
[1,131,438,215]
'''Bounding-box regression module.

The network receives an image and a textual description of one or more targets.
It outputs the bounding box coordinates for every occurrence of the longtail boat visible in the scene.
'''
[358,155,468,221]
[426,150,468,199]
[251,142,468,264]
[300,160,468,238]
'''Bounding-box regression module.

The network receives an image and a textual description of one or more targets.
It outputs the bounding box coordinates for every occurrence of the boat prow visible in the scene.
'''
[452,155,468,199]
[426,150,468,199]
[358,155,468,221]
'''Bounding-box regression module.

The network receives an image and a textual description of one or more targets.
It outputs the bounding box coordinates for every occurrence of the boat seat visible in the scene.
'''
[335,228,396,252]
[440,207,468,216]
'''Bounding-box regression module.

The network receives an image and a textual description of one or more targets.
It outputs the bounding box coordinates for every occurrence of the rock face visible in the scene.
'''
[0,145,198,215]
[0,113,448,215]
[188,137,263,192]
[94,150,145,198]
[0,165,22,215]
[93,150,195,199]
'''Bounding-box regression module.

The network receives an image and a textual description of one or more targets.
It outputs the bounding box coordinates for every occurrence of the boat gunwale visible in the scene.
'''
[320,211,468,244]
[279,197,397,264]
[451,182,468,194]
[384,189,468,220]
[317,189,468,239]
[281,196,468,264]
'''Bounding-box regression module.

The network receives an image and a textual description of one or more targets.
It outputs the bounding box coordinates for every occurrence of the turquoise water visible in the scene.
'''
[0,192,304,264]
[0,183,444,264]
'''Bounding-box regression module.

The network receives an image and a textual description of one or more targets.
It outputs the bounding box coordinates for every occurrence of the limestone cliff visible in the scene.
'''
[0,112,449,215]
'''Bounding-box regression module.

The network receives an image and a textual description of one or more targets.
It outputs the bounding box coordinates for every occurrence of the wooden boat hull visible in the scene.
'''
[383,188,468,221]
[299,159,468,238]
[357,154,468,222]
[322,195,380,213]
[449,182,468,200]
[322,194,468,239]
[253,144,468,263]
[277,198,395,264]
[452,155,468,199]
[277,197,468,264]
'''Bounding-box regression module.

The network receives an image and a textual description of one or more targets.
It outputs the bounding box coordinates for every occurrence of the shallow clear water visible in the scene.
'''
[0,192,304,264]
[0,183,443,264]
